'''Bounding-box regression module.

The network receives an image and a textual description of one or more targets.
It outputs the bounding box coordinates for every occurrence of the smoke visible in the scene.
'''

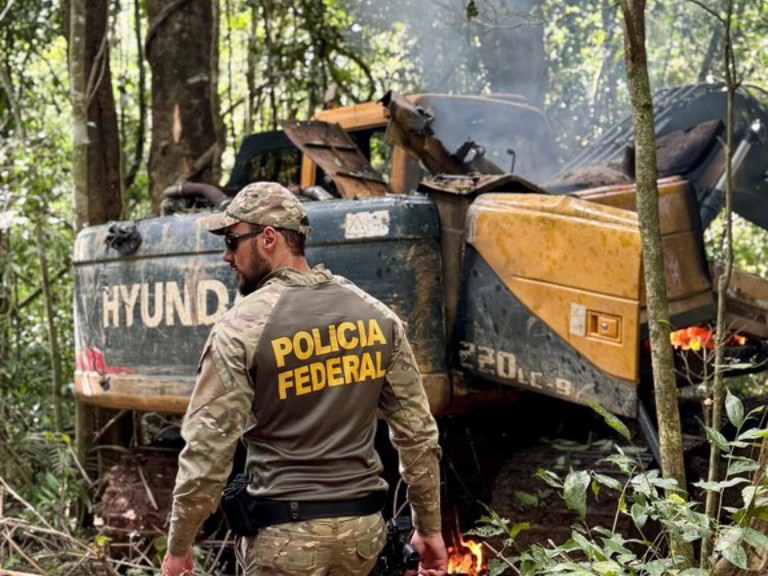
[342,0,558,178]
[345,0,548,105]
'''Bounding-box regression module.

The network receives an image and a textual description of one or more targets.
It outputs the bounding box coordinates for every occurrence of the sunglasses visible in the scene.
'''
[224,228,264,252]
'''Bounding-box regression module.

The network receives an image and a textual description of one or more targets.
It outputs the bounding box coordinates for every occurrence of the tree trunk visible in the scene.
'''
[67,0,126,478]
[36,222,63,433]
[620,0,693,567]
[123,0,148,192]
[67,0,124,230]
[68,0,89,233]
[146,0,224,210]
[705,2,752,571]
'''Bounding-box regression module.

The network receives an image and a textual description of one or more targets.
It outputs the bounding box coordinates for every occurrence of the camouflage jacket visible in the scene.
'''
[168,265,441,555]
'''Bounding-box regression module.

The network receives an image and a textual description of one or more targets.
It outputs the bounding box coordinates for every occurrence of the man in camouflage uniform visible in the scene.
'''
[161,182,447,576]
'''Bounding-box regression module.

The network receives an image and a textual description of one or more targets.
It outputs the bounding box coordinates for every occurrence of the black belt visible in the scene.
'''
[251,492,385,528]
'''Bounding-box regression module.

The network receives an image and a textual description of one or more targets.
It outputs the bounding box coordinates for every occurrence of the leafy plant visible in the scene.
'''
[468,397,768,575]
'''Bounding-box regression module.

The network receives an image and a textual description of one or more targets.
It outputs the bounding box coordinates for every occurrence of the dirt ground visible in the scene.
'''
[96,394,699,572]
[96,450,178,541]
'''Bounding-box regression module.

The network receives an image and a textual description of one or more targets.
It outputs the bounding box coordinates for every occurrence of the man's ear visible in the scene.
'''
[261,227,278,249]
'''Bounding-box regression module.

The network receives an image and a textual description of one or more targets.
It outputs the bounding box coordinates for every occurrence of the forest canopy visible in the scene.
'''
[1,0,768,566]
[1,0,767,429]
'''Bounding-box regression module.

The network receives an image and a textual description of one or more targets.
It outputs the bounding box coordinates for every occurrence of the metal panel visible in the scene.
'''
[453,249,638,417]
[73,196,446,413]
[280,120,388,198]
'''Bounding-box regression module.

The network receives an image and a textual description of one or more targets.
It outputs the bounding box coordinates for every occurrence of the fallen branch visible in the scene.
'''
[137,464,158,511]
[481,540,520,575]
[0,530,47,575]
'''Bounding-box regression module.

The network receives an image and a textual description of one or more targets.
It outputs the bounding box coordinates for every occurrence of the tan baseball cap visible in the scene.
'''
[204,181,311,236]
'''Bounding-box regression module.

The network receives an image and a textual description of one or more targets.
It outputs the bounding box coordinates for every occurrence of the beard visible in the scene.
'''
[237,250,272,296]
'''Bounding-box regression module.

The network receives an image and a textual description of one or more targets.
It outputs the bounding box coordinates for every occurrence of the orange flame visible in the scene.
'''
[670,325,747,350]
[670,326,715,350]
[447,532,485,575]
[732,333,747,345]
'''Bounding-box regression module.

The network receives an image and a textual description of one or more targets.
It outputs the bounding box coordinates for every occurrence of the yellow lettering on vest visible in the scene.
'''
[337,322,358,349]
[342,354,360,383]
[359,352,376,380]
[293,331,313,360]
[272,337,293,368]
[375,351,386,377]
[312,328,332,356]
[294,365,311,395]
[357,320,368,346]
[310,362,326,392]
[328,324,339,353]
[367,319,386,346]
[327,356,343,386]
[278,370,294,400]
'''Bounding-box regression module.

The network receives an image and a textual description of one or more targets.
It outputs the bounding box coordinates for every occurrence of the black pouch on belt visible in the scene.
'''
[220,473,259,536]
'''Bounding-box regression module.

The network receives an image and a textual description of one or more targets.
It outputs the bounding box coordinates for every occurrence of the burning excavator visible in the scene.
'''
[73,82,768,554]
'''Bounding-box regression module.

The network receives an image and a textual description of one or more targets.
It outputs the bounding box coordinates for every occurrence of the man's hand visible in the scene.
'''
[161,547,194,576]
[411,530,448,576]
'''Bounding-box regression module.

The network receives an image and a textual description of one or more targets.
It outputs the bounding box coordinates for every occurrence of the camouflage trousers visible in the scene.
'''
[236,512,386,576]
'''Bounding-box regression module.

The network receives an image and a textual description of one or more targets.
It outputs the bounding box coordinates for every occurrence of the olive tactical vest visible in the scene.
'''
[244,278,396,501]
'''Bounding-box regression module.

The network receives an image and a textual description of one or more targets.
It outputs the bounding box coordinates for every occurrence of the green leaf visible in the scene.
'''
[649,475,683,492]
[693,477,749,493]
[536,468,563,488]
[564,470,590,520]
[570,530,602,561]
[715,526,744,553]
[487,558,507,576]
[705,426,731,452]
[592,560,622,574]
[631,503,648,528]
[747,405,766,419]
[509,522,530,540]
[515,490,539,507]
[601,533,634,560]
[154,535,168,554]
[742,486,759,507]
[679,569,710,576]
[646,559,673,576]
[588,401,631,440]
[603,453,635,475]
[592,473,623,492]
[737,428,768,441]
[727,457,760,476]
[630,471,655,495]
[668,492,687,505]
[94,534,111,547]
[743,527,768,551]
[725,391,745,428]
[721,543,749,569]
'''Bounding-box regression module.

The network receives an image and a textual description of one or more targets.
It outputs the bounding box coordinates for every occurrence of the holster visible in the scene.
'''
[220,473,260,536]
